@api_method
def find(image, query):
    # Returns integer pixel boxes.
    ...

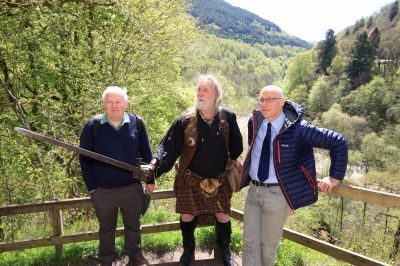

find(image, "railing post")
[50,209,64,256]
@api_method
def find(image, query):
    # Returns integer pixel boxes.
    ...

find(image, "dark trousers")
[90,183,144,262]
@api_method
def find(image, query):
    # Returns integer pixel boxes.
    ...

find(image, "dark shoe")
[179,249,195,266]
[129,252,149,266]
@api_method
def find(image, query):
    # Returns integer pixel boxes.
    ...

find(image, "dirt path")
[67,248,242,266]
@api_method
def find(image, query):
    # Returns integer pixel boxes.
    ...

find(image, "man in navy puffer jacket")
[240,85,348,266]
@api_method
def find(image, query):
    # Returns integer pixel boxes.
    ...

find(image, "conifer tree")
[346,32,374,89]
[317,29,336,75]
[366,17,373,29]
[389,0,398,22]
[368,27,381,60]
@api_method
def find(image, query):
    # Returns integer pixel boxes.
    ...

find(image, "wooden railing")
[0,184,399,265]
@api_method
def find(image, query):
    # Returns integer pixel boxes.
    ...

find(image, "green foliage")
[285,50,317,94]
[341,77,395,130]
[318,104,369,149]
[360,132,399,171]
[142,231,182,256]
[0,0,198,204]
[275,240,304,266]
[307,76,336,116]
[287,85,308,109]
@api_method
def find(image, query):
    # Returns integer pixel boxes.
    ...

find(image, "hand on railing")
[318,176,340,194]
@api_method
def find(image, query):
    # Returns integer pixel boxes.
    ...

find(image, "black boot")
[216,220,233,266]
[179,218,196,266]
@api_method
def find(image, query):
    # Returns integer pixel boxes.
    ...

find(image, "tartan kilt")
[174,171,232,225]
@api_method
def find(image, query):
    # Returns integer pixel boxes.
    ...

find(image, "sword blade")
[15,127,139,175]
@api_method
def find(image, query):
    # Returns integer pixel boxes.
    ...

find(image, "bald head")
[259,85,284,98]
[258,85,285,121]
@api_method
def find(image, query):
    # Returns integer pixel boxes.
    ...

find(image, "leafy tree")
[286,84,308,109]
[0,0,197,203]
[318,104,369,149]
[341,77,393,131]
[360,133,399,171]
[316,29,336,75]
[285,51,317,94]
[307,77,335,116]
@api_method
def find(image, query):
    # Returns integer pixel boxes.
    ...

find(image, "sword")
[14,127,148,181]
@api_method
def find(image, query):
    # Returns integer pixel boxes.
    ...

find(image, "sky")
[224,0,395,42]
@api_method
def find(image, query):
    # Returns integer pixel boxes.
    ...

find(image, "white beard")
[196,99,215,111]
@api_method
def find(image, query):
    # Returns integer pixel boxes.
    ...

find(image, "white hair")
[101,86,128,102]
[260,85,284,97]
[198,74,222,107]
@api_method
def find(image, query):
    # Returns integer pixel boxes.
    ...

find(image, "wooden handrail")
[1,183,399,216]
[0,185,397,266]
[0,190,176,216]
[328,183,400,208]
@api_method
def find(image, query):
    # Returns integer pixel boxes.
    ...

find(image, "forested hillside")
[281,1,400,263]
[0,0,399,265]
[189,0,312,49]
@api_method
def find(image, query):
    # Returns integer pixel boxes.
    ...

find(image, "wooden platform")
[145,249,242,266]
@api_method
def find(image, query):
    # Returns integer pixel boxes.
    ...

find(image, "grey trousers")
[242,183,292,266]
[90,183,144,262]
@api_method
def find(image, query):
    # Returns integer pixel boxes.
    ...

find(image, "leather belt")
[251,180,280,187]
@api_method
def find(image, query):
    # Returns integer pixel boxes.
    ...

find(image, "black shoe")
[179,249,195,266]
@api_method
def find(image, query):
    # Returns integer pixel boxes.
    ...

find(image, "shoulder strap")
[219,108,231,160]
[134,114,144,136]
[91,114,103,139]
[178,110,198,171]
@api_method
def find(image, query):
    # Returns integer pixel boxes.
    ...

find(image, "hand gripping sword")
[14,127,149,182]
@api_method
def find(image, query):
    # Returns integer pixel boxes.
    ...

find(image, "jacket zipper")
[277,140,281,164]
[273,125,295,212]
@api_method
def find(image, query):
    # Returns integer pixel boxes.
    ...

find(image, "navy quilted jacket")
[239,101,348,210]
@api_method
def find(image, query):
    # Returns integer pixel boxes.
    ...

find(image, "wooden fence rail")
[1,183,399,266]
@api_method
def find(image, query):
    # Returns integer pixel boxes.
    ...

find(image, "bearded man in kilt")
[144,75,243,266]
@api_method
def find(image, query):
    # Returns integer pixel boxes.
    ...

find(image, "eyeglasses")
[258,97,281,104]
